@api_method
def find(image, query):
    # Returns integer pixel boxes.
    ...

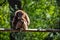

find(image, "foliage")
[0,0,60,40]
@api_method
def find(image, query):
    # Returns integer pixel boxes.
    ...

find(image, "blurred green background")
[0,0,60,40]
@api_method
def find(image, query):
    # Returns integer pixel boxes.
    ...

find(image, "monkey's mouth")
[18,17,24,20]
[18,17,21,19]
[18,17,23,20]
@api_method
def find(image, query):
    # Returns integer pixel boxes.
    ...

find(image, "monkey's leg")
[23,21,28,30]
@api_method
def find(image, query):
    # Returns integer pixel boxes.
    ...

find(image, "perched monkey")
[12,10,30,30]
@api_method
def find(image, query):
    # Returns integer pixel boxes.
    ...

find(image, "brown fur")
[12,10,30,30]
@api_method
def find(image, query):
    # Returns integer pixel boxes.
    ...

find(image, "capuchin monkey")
[12,10,30,31]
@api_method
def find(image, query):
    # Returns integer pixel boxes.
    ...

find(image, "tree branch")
[0,28,60,32]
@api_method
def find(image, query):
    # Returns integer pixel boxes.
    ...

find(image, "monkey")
[12,10,30,31]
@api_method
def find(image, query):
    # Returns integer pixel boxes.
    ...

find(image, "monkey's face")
[17,12,23,17]
[16,12,23,20]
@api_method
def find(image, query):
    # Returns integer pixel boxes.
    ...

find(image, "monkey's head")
[15,10,24,20]
[15,11,23,17]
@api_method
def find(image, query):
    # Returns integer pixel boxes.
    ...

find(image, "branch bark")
[0,28,60,32]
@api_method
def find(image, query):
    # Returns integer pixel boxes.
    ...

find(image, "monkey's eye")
[17,12,23,17]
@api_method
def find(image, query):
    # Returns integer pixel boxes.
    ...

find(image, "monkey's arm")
[25,13,30,25]
[12,16,18,29]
